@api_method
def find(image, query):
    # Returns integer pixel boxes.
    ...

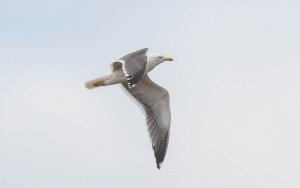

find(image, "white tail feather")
[85,76,108,89]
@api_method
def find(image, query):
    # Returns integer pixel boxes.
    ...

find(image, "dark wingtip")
[157,163,161,169]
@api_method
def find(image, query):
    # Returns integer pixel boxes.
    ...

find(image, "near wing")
[121,74,171,169]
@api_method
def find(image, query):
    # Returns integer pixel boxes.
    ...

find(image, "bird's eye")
[158,56,163,59]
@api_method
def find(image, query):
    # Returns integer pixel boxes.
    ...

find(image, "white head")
[146,53,173,72]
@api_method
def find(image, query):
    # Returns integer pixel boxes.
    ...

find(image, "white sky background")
[0,0,300,187]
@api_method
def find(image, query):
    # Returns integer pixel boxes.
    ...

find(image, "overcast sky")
[1,0,300,187]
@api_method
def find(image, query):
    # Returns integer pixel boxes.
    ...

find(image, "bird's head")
[147,53,173,70]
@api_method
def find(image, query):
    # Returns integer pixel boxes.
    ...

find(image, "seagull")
[85,48,173,169]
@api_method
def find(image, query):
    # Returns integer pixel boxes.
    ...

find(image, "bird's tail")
[85,75,109,89]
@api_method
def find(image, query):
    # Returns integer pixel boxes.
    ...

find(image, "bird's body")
[85,63,160,87]
[85,48,173,169]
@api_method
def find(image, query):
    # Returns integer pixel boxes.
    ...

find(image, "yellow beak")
[163,57,173,61]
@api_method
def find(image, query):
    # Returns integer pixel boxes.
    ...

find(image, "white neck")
[145,55,164,73]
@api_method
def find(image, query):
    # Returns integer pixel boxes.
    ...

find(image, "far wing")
[111,48,148,88]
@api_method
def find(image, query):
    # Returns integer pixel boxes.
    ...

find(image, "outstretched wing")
[121,74,171,169]
[112,48,148,88]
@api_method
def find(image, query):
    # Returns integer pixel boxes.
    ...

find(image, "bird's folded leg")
[85,77,107,89]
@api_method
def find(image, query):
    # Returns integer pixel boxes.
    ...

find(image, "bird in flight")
[85,48,173,169]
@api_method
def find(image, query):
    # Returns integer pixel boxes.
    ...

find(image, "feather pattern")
[121,74,171,169]
[117,48,148,88]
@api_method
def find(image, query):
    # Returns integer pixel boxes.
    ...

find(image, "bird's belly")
[106,70,127,85]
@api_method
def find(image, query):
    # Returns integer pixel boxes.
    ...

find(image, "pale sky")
[1,0,300,187]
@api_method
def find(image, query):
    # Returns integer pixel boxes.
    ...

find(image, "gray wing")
[117,48,148,88]
[121,74,171,169]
